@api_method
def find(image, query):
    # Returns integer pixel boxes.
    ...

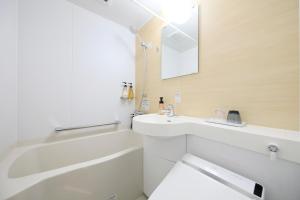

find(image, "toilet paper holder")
[267,144,279,161]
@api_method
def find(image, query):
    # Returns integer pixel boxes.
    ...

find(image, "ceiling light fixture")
[162,0,196,24]
[132,0,197,42]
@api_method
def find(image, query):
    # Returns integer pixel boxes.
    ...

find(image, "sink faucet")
[166,104,175,117]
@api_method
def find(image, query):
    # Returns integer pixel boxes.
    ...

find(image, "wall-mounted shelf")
[120,97,134,101]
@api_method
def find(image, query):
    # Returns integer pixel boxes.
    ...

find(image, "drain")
[100,0,113,6]
[106,193,118,200]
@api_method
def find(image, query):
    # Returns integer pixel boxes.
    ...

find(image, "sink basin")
[133,114,189,137]
[134,114,184,124]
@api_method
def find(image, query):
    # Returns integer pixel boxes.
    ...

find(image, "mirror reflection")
[161,7,198,79]
[132,0,199,79]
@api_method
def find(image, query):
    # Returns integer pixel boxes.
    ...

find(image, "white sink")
[133,114,190,137]
[132,114,300,164]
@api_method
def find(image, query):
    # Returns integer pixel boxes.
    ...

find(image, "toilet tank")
[181,154,265,199]
[149,154,265,200]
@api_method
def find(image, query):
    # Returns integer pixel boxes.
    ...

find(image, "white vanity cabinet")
[143,135,186,196]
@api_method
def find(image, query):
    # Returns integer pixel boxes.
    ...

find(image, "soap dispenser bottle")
[128,83,134,100]
[121,82,128,99]
[159,97,165,114]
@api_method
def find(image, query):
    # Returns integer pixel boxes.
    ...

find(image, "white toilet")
[149,154,265,200]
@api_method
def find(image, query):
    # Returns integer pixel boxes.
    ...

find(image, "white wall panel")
[17,0,135,141]
[0,0,18,155]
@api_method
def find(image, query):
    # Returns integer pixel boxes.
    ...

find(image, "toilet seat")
[149,154,264,200]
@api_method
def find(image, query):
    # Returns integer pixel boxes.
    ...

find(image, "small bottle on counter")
[159,97,165,115]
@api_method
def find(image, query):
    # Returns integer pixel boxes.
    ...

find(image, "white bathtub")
[0,130,143,200]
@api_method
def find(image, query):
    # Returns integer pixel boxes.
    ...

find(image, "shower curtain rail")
[55,121,121,132]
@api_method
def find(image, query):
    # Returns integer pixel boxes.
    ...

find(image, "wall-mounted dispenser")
[128,83,134,101]
[121,82,134,101]
[121,82,128,99]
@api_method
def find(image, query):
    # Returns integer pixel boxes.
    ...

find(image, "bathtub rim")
[0,129,142,200]
[8,129,143,178]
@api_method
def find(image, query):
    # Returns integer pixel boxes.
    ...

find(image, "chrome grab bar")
[55,121,121,132]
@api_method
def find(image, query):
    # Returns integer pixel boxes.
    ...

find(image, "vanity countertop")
[133,114,300,164]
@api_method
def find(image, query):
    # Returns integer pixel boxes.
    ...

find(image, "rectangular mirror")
[161,7,199,79]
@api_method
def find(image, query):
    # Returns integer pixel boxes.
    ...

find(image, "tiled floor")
[136,195,148,200]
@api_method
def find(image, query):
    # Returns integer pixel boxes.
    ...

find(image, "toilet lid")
[149,162,254,200]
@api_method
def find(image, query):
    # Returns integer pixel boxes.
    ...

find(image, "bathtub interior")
[8,148,143,200]
[9,130,142,178]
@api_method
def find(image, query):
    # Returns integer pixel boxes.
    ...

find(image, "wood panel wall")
[135,0,299,130]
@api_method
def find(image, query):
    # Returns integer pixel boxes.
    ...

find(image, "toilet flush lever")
[267,144,279,161]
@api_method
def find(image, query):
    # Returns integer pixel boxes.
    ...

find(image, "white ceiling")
[67,0,163,30]
[68,0,198,45]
